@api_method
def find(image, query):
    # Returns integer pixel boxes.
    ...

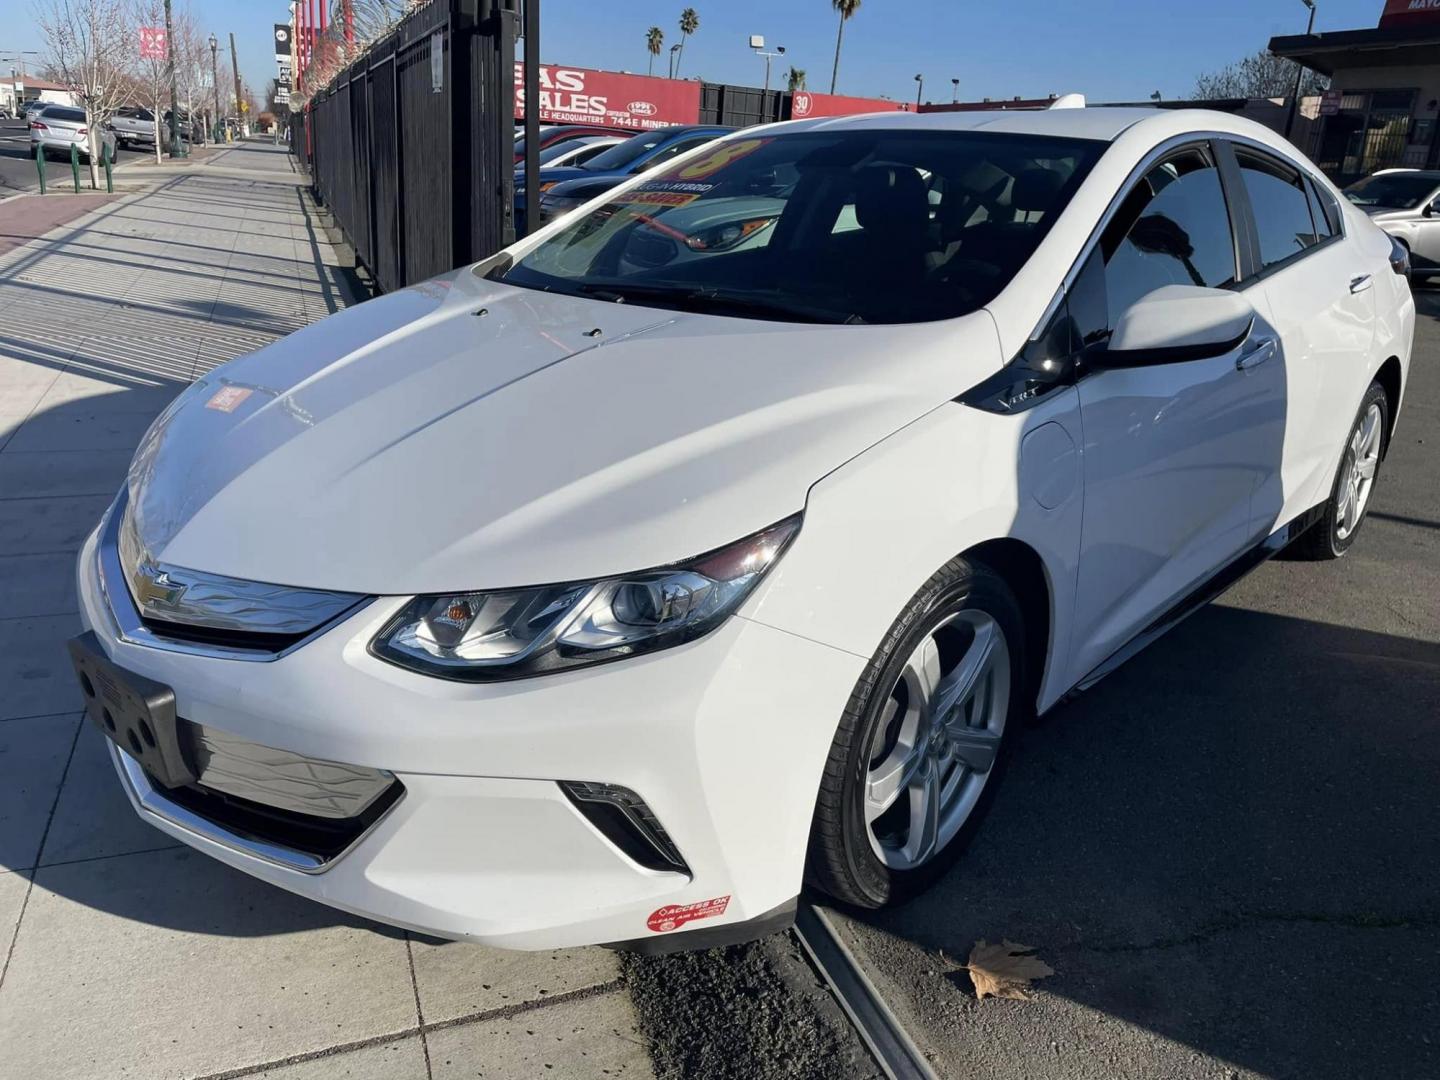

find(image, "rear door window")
[1236,149,1321,269]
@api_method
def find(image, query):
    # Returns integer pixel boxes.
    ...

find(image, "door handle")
[1350,274,1373,294]
[1235,337,1278,372]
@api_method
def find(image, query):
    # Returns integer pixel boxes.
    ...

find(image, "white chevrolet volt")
[71,107,1412,952]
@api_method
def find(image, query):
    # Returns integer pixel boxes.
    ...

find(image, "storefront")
[1272,1,1440,183]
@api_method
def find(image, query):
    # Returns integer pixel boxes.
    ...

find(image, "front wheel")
[807,559,1028,909]
[1292,380,1389,560]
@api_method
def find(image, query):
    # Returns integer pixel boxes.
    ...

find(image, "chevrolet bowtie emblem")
[135,566,188,607]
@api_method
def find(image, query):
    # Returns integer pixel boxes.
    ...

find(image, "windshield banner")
[513,65,702,130]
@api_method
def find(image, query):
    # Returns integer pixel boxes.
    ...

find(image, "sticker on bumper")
[646,895,730,933]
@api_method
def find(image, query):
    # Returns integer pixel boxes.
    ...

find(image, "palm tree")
[787,66,807,91]
[830,0,861,94]
[675,8,699,78]
[646,26,664,76]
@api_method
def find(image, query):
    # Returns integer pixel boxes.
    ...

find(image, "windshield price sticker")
[205,386,253,413]
[633,180,714,196]
[674,138,771,181]
[613,190,702,209]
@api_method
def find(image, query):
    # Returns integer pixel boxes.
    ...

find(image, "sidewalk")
[0,142,652,1080]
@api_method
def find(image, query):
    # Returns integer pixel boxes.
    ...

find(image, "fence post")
[449,0,479,268]
[70,143,81,192]
[35,142,46,195]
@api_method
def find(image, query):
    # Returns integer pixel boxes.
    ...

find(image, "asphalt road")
[833,285,1440,1078]
[631,284,1439,1079]
[0,117,171,194]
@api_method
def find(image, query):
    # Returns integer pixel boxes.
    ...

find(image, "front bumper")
[76,511,863,950]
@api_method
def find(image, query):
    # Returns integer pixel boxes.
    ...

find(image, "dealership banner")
[788,90,910,119]
[1380,0,1440,27]
[514,65,702,130]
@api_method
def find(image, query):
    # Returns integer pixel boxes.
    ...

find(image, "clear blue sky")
[4,0,1395,109]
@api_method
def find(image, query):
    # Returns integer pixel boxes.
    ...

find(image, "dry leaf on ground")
[963,939,1055,1001]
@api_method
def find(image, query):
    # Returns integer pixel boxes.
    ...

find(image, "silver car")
[1344,168,1440,280]
[30,104,118,161]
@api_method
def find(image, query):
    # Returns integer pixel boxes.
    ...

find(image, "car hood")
[1360,205,1416,222]
[126,269,1002,594]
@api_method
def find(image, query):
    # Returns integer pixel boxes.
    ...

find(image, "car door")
[1405,181,1440,265]
[1068,143,1287,682]
[1228,145,1376,529]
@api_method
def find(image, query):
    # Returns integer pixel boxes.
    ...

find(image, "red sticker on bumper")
[646,895,730,933]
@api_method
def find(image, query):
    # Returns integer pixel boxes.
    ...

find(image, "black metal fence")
[305,0,516,293]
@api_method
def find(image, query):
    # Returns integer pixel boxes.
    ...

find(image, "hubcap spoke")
[904,760,942,866]
[933,621,999,722]
[865,740,924,823]
[944,723,1002,774]
[1355,456,1377,481]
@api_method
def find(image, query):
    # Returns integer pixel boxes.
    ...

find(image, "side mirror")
[1097,285,1255,368]
[1426,199,1440,218]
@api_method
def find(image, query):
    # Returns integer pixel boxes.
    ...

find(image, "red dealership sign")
[789,90,910,119]
[514,65,702,130]
[1380,0,1440,27]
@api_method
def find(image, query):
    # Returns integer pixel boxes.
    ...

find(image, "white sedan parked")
[70,107,1412,951]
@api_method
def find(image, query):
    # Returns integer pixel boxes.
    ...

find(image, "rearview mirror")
[1097,285,1255,367]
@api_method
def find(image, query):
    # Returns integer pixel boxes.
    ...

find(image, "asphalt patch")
[620,933,882,1080]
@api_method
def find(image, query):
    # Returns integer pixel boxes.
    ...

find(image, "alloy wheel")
[1336,401,1383,541]
[863,610,1011,871]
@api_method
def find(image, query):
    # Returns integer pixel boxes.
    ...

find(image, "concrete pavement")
[0,141,653,1080]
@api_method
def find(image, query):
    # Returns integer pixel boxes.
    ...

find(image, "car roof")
[768,106,1215,143]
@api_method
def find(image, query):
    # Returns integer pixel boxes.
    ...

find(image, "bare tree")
[36,0,135,186]
[170,4,208,144]
[134,0,169,162]
[1193,50,1328,101]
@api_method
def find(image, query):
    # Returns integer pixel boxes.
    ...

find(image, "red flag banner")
[514,65,702,130]
[139,26,168,61]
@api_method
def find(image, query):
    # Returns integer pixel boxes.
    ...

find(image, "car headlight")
[370,515,801,681]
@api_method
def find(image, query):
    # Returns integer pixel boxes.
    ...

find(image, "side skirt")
[1069,502,1327,696]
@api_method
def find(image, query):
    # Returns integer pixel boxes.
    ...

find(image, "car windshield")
[1344,173,1440,209]
[490,130,1104,325]
[42,107,86,123]
[581,131,676,172]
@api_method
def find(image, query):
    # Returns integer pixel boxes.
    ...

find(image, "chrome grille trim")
[97,491,372,662]
[188,721,395,820]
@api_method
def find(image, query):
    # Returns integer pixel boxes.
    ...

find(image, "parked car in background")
[30,105,117,161]
[529,133,627,170]
[110,106,158,149]
[22,100,49,123]
[512,123,621,165]
[518,124,732,230]
[1344,168,1440,280]
[69,107,1411,953]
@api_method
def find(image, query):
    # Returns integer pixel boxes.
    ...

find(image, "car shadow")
[846,604,1440,1079]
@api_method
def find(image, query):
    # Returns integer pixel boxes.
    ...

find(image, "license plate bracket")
[67,631,194,788]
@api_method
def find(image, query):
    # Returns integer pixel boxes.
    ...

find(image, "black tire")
[1292,380,1389,561]
[807,557,1029,909]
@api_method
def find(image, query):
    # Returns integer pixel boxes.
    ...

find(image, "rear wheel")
[1293,380,1388,560]
[807,558,1028,909]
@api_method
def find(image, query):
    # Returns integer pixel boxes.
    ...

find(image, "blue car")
[515,124,732,232]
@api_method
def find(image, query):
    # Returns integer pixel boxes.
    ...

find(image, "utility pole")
[1284,0,1317,141]
[163,0,186,156]
[230,32,244,136]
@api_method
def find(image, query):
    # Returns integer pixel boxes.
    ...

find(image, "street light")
[209,34,220,142]
[914,73,924,108]
[749,35,785,95]
[668,43,682,79]
[951,77,959,105]
[1284,0,1317,140]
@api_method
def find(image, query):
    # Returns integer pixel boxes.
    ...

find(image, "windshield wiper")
[575,282,861,324]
